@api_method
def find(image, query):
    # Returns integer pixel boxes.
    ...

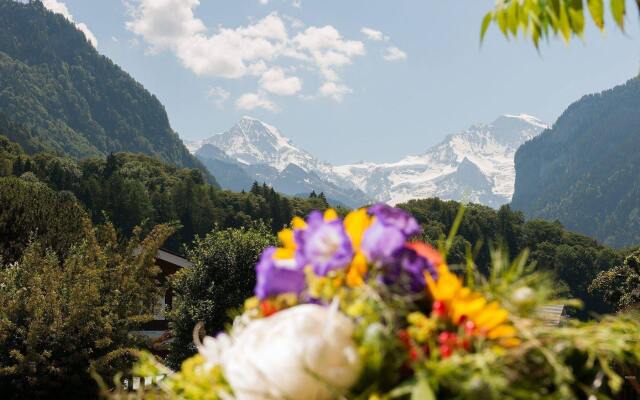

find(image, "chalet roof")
[156,248,192,269]
[537,304,566,326]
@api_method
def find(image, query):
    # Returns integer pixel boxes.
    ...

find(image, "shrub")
[168,224,275,367]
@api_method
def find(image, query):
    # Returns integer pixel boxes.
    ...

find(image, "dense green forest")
[512,78,640,248]
[0,0,205,173]
[0,133,334,256]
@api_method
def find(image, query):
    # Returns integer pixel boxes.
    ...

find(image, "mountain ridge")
[188,114,547,208]
[0,0,208,176]
[511,78,640,247]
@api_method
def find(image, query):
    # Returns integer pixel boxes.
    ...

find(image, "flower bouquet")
[120,205,640,400]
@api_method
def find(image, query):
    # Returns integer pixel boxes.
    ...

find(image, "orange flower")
[425,264,520,347]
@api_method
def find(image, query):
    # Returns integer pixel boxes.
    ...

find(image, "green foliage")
[423,313,640,399]
[168,225,276,367]
[0,220,175,399]
[397,198,624,315]
[512,78,640,248]
[0,141,324,252]
[482,0,639,47]
[0,176,88,263]
[0,0,208,176]
[589,248,640,311]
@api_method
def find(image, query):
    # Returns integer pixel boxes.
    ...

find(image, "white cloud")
[360,27,384,41]
[127,4,287,79]
[293,25,365,82]
[384,46,407,61]
[248,60,269,76]
[260,68,302,95]
[236,92,278,111]
[283,15,305,29]
[319,81,352,102]
[42,0,98,47]
[292,0,302,8]
[258,0,269,4]
[125,0,368,107]
[207,86,231,108]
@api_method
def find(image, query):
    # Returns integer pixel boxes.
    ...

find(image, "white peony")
[199,303,361,400]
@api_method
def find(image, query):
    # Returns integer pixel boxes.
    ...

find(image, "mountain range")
[186,114,548,208]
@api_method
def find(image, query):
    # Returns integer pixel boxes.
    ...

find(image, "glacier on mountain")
[185,114,548,208]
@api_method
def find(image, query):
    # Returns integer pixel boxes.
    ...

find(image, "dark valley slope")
[511,78,640,247]
[0,0,204,172]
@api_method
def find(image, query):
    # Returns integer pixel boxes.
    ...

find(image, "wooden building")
[131,248,192,351]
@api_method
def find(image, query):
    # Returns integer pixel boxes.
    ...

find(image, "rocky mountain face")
[187,115,547,208]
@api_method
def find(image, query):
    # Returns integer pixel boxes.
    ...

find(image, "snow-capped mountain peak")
[330,114,548,206]
[198,116,318,172]
[186,114,547,209]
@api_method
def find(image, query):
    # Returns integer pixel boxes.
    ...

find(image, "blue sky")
[42,0,640,164]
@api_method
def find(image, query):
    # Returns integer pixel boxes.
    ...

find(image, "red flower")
[432,300,447,317]
[405,242,444,267]
[260,300,278,317]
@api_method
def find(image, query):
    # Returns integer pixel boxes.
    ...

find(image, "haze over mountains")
[186,114,548,208]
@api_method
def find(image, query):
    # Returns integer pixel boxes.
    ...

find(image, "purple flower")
[295,211,354,276]
[383,245,438,292]
[361,221,406,264]
[255,247,306,300]
[368,204,422,237]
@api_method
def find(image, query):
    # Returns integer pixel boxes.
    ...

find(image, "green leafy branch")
[481,0,639,47]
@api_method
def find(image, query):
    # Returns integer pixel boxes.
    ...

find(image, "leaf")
[497,8,509,36]
[508,0,520,35]
[411,374,436,400]
[480,12,493,43]
[559,3,572,42]
[611,0,626,30]
[568,8,585,36]
[587,0,605,29]
[531,20,541,48]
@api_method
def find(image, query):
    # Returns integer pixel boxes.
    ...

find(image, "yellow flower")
[323,208,339,221]
[292,216,307,229]
[344,208,372,249]
[273,213,314,261]
[425,264,520,347]
[346,251,367,287]
[274,228,296,260]
[425,264,462,302]
[343,208,374,287]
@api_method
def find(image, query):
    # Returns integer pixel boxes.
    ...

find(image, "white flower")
[512,286,535,306]
[198,333,231,371]
[199,303,361,400]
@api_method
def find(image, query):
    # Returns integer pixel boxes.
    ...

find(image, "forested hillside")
[511,78,640,247]
[0,134,335,254]
[398,198,628,316]
[0,0,203,172]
